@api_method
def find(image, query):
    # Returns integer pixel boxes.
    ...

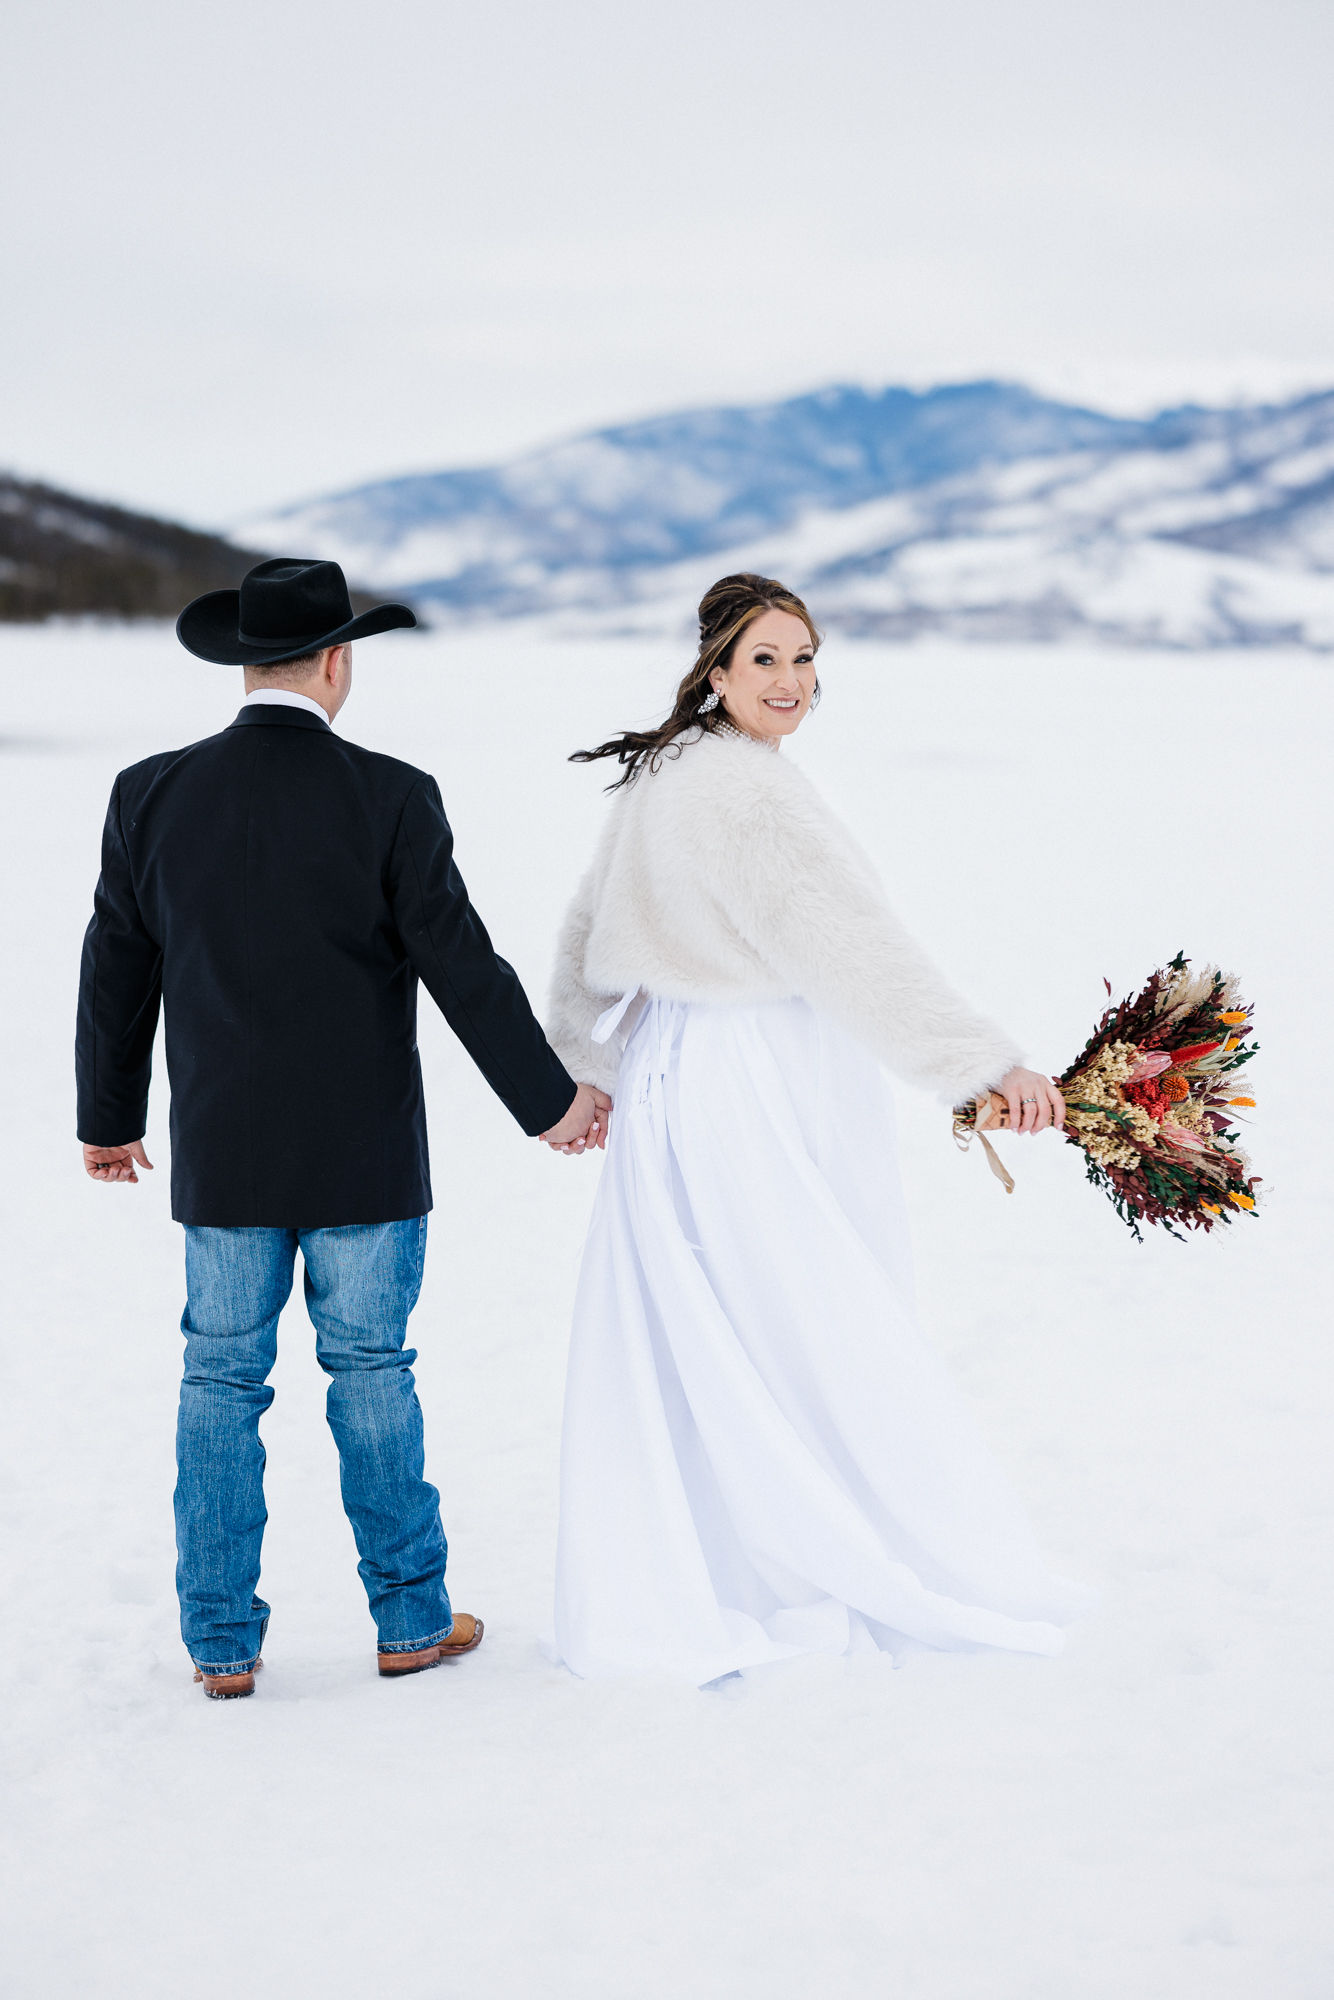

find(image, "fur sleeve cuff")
[547,1036,623,1097]
[930,1037,1026,1108]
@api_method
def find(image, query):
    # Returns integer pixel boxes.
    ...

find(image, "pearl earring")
[698,686,721,714]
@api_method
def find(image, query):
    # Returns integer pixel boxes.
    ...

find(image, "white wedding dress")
[553,989,1088,1685]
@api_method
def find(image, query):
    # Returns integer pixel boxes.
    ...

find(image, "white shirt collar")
[244,688,332,727]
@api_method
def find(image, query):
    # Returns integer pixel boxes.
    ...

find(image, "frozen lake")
[1,619,1330,1998]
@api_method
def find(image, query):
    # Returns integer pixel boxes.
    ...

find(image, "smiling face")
[711,608,817,742]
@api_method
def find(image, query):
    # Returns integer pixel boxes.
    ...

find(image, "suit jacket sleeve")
[388,776,577,1135]
[76,776,164,1144]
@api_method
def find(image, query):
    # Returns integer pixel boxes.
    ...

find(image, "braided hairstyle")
[571,573,821,790]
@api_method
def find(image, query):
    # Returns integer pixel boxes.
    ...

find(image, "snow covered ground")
[1,620,1330,1999]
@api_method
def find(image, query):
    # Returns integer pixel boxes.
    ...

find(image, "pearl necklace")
[713,718,781,753]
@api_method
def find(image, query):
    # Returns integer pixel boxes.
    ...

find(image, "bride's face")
[712,610,817,742]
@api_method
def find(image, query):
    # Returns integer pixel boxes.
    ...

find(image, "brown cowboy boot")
[377,1614,484,1677]
[194,1658,263,1700]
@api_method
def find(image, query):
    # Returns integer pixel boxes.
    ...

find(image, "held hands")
[85,1094,614,1180]
[82,1140,154,1184]
[981,1067,1067,1136]
[539,1083,612,1156]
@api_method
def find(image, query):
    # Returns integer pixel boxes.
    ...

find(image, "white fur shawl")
[547,727,1022,1102]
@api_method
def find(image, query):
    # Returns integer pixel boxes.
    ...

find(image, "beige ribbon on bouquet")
[952,1091,1015,1194]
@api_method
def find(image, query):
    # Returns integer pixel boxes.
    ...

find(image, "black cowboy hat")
[177,556,417,666]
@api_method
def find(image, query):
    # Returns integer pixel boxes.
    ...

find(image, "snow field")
[0,621,1330,1998]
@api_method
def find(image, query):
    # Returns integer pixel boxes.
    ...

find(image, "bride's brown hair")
[570,572,821,790]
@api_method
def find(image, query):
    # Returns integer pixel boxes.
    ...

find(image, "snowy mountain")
[239,382,1334,647]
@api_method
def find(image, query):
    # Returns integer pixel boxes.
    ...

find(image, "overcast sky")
[4,0,1333,526]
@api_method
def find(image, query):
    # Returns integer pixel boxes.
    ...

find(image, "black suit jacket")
[76,703,576,1227]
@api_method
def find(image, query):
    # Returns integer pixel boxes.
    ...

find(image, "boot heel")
[193,1659,261,1699]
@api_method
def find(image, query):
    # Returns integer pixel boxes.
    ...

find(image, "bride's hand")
[539,1085,613,1154]
[994,1067,1066,1136]
[578,1088,612,1152]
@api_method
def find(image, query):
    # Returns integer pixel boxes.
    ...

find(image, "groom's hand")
[82,1139,154,1184]
[539,1085,612,1155]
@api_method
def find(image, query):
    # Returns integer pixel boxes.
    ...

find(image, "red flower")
[1171,1040,1221,1066]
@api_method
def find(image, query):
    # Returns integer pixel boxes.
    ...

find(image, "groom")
[76,557,606,1698]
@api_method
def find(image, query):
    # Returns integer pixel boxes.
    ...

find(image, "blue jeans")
[175,1217,452,1672]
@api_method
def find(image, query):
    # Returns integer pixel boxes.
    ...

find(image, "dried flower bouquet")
[955,954,1260,1240]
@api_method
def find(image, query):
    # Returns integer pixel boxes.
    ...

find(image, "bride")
[544,572,1085,1684]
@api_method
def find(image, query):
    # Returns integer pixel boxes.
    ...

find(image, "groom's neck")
[242,643,349,723]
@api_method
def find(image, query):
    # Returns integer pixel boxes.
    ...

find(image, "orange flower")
[1220,1011,1248,1025]
[1201,1202,1221,1215]
[1228,1191,1255,1210]
[1224,1036,1241,1052]
[1162,1072,1190,1102]
[1228,1096,1256,1108]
